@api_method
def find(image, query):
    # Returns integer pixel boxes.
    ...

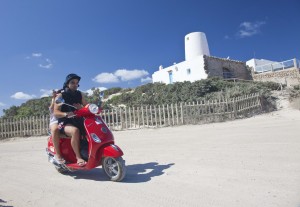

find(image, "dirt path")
[0,107,300,207]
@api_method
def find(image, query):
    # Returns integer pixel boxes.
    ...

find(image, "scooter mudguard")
[103,144,124,158]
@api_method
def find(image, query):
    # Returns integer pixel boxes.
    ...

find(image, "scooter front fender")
[103,144,124,158]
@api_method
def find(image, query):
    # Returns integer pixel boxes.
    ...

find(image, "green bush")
[2,78,282,118]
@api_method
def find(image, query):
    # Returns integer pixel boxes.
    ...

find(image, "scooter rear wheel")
[102,157,126,182]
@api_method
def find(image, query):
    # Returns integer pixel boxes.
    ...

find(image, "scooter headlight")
[88,104,99,114]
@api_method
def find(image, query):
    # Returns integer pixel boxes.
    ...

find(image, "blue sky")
[0,0,299,116]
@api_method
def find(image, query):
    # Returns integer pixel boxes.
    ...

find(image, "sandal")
[77,159,86,167]
[53,156,66,165]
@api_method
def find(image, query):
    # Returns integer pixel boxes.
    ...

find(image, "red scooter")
[46,98,126,182]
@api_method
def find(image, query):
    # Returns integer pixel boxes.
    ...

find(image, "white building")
[246,58,299,73]
[246,58,277,73]
[152,32,210,84]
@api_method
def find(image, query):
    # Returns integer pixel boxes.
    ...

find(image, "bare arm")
[49,98,55,111]
[49,90,57,110]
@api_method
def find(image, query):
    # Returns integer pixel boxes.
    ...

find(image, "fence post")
[147,105,151,126]
[180,102,183,125]
[171,103,175,126]
[233,98,237,118]
[167,104,170,126]
[146,105,149,127]
[158,105,162,127]
[116,108,119,130]
[175,103,179,125]
[128,107,132,129]
[119,108,123,130]
[137,107,140,128]
[132,106,136,128]
[163,105,166,126]
[141,106,145,128]
[124,107,128,129]
[154,105,157,127]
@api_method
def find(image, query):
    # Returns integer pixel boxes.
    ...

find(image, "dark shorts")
[58,118,85,136]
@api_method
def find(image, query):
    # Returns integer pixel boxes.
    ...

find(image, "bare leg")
[64,125,85,165]
[50,123,63,161]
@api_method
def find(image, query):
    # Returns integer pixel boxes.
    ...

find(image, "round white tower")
[185,32,210,61]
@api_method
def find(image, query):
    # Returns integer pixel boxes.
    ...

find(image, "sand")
[0,104,299,207]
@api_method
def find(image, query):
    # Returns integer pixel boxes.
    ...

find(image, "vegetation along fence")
[0,93,261,138]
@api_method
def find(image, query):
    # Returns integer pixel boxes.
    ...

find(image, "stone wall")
[252,68,300,87]
[204,55,252,80]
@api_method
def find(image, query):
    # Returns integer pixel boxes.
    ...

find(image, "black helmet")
[63,73,81,89]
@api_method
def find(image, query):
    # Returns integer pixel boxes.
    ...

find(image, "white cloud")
[85,87,107,96]
[141,77,152,83]
[237,21,266,38]
[11,92,36,100]
[115,69,149,81]
[40,89,53,98]
[0,102,5,107]
[26,53,54,69]
[93,69,150,84]
[93,73,119,83]
[39,58,53,69]
[32,53,42,57]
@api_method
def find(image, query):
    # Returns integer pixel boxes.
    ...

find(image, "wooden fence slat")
[167,104,170,126]
[175,103,179,125]
[180,103,183,124]
[146,105,149,128]
[141,106,145,128]
[137,107,140,128]
[150,105,153,127]
[124,107,128,129]
[158,105,162,127]
[154,105,157,127]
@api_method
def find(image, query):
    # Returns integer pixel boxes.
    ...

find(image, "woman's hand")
[52,90,59,98]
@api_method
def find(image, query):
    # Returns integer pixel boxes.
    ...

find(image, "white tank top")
[49,108,58,126]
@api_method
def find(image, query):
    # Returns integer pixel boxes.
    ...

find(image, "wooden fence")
[0,93,261,138]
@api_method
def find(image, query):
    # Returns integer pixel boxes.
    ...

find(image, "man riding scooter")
[54,73,87,167]
[47,74,126,181]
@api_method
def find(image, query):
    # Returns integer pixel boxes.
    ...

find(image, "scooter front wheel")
[102,157,126,182]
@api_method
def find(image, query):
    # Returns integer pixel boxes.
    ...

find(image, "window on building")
[168,71,173,84]
[223,68,234,79]
[187,68,191,75]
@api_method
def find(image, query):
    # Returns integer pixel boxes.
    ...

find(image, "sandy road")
[0,108,300,207]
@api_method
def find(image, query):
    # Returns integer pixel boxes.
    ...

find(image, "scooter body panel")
[103,144,124,158]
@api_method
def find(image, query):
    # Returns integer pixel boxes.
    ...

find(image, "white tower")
[185,32,210,61]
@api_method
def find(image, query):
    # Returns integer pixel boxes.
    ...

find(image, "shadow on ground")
[0,198,13,207]
[68,162,174,183]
